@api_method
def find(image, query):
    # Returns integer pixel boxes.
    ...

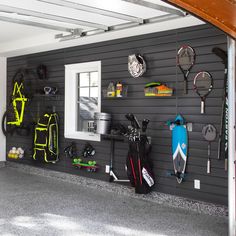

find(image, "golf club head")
[125,113,140,129]
[212,47,227,65]
[125,113,134,122]
[142,119,150,132]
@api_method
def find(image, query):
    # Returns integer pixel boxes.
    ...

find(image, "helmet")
[128,54,146,78]
[37,64,48,80]
[83,143,96,158]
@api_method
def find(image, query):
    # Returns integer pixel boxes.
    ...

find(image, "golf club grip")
[183,79,187,94]
[201,100,204,114]
[207,159,211,174]
[225,158,228,171]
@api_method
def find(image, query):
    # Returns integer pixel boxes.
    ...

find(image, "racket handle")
[217,137,221,160]
[183,79,187,94]
[207,159,211,174]
[225,158,228,171]
[201,100,204,114]
[208,143,211,157]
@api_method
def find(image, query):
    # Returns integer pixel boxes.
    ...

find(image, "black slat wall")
[6,24,228,205]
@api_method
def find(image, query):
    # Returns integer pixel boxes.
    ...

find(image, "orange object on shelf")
[157,85,173,96]
[144,83,173,97]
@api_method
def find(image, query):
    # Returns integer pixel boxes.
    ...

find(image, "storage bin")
[94,112,112,134]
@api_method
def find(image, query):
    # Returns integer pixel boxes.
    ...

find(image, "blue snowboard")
[169,115,188,183]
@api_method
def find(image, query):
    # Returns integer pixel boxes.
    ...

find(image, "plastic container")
[94,112,112,134]
[103,85,128,98]
[116,82,123,97]
[107,82,115,97]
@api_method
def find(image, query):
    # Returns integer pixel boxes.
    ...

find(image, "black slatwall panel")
[6,24,228,205]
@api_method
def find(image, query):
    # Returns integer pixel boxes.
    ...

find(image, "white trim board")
[0,57,6,162]
[64,61,101,142]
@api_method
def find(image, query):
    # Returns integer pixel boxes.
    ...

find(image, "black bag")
[33,113,59,163]
[126,135,154,194]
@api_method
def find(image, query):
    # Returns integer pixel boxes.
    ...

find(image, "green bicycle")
[2,69,30,136]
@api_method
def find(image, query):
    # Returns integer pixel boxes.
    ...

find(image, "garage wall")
[6,24,228,205]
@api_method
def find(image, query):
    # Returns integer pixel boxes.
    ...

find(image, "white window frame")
[64,61,101,141]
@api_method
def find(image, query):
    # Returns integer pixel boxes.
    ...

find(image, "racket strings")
[177,47,195,71]
[194,72,213,96]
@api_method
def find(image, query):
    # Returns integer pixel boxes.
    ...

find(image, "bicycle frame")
[7,81,28,126]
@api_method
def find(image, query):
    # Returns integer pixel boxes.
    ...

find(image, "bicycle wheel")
[1,110,15,136]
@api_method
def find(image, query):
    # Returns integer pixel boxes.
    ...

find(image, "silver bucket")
[94,112,112,134]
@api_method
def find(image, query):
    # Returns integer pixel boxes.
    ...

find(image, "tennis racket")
[177,45,195,94]
[193,71,213,114]
[202,124,217,174]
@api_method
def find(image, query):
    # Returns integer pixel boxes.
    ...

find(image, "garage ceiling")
[0,0,204,57]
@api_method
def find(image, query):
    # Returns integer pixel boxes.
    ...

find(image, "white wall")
[0,57,6,162]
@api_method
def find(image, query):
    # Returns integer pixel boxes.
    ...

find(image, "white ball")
[18,147,23,153]
[12,147,16,151]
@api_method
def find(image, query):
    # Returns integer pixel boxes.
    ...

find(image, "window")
[64,61,101,141]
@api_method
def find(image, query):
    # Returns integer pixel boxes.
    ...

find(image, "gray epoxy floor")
[0,168,227,236]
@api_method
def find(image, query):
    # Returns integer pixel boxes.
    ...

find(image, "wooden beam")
[163,0,236,39]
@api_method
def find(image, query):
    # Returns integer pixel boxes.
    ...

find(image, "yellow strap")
[33,148,47,161]
[34,128,48,147]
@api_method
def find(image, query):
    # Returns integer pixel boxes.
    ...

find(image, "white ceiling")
[0,0,204,57]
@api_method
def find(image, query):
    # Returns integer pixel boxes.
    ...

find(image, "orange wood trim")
[165,0,236,39]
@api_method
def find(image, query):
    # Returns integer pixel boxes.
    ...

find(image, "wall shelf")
[102,95,176,100]
[33,94,63,101]
[102,97,127,100]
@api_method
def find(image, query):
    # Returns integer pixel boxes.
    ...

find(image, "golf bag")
[124,113,154,194]
[126,135,154,194]
[33,113,59,163]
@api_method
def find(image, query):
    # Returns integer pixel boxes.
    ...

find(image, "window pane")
[90,87,98,98]
[79,87,89,97]
[77,98,98,132]
[90,72,98,86]
[79,73,89,87]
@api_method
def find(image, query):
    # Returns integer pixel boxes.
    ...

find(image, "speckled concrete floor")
[0,167,227,236]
